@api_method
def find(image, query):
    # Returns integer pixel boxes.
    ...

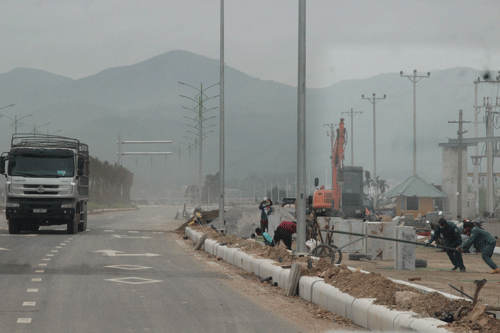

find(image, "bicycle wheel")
[312,244,342,264]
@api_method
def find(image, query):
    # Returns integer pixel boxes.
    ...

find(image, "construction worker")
[457,222,499,274]
[427,218,466,272]
[273,220,297,250]
[254,228,274,246]
[258,197,272,232]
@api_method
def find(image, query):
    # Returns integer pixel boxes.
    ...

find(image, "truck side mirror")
[77,157,85,170]
[0,157,5,175]
[314,178,319,187]
[77,169,84,177]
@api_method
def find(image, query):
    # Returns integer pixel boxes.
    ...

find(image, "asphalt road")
[0,206,302,333]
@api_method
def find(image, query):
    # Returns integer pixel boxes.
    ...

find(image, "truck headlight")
[61,203,76,208]
[6,203,20,208]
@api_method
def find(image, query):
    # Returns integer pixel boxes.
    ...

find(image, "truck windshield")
[9,154,74,177]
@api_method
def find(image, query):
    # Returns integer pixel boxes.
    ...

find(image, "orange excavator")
[312,118,365,218]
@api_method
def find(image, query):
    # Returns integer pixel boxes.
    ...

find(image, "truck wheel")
[67,215,78,234]
[8,219,20,234]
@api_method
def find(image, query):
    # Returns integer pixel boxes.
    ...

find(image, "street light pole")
[296,0,307,255]
[179,81,219,207]
[219,0,226,230]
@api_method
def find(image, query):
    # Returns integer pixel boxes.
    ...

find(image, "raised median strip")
[185,227,454,333]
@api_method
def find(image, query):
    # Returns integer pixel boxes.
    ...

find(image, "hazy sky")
[1,0,499,88]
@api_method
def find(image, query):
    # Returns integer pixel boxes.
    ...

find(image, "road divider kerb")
[185,227,454,333]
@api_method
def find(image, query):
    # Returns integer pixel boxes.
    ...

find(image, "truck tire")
[67,214,78,234]
[8,219,20,234]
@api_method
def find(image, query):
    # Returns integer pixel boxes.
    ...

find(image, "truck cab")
[0,134,89,234]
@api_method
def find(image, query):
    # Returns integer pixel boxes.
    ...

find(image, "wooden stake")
[285,262,302,296]
[193,233,207,251]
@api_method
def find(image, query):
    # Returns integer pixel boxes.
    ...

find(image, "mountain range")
[0,50,497,198]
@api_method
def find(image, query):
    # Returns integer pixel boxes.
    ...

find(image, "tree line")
[89,157,134,206]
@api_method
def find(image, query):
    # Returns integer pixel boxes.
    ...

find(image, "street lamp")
[0,104,15,112]
[31,122,51,137]
[179,81,219,207]
[0,113,33,134]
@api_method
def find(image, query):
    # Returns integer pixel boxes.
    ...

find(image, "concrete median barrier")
[184,227,454,333]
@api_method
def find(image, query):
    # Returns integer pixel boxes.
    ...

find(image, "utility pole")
[448,110,470,219]
[400,70,430,175]
[342,108,362,166]
[484,97,500,214]
[323,122,337,193]
[179,82,219,207]
[472,73,500,216]
[172,147,182,192]
[362,93,386,208]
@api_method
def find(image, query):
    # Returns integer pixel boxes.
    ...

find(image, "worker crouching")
[458,222,499,274]
[273,221,297,250]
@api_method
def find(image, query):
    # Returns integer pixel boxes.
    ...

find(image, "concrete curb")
[88,207,139,215]
[185,227,453,333]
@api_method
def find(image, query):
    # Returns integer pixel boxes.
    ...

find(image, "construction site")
[173,114,500,332]
[177,205,500,332]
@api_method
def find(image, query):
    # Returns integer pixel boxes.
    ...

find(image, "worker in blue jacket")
[427,218,466,272]
[458,222,499,274]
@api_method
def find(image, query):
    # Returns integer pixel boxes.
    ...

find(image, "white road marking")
[51,250,59,252]
[64,240,71,243]
[38,263,47,267]
[17,318,32,323]
[104,230,114,232]
[42,258,50,261]
[94,250,160,257]
[46,254,54,257]
[153,232,163,234]
[112,234,151,239]
[31,278,42,282]
[0,247,10,251]
[0,234,37,237]
[35,270,44,273]
[55,246,62,249]
[68,237,74,240]
[23,302,36,306]
[105,277,163,285]
[105,264,153,270]
[27,288,38,292]
[128,231,139,233]
[59,243,66,246]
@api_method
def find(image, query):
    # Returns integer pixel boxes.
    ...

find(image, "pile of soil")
[186,225,500,332]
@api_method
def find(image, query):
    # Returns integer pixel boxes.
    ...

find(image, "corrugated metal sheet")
[383,174,446,199]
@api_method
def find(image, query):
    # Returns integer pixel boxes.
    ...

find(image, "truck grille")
[23,184,61,195]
